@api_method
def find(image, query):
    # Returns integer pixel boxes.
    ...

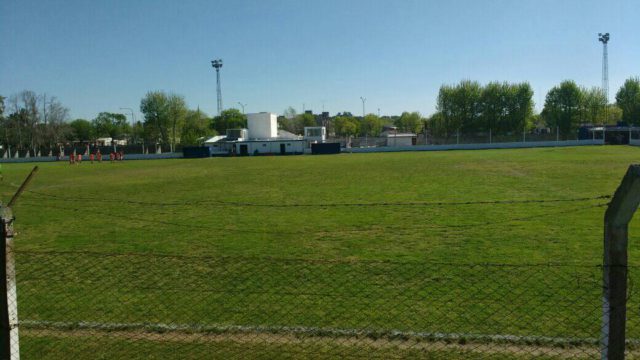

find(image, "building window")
[306,128,322,137]
[287,143,291,146]
[262,144,267,147]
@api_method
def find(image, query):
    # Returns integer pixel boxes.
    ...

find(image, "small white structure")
[381,130,416,147]
[96,137,113,146]
[304,127,326,142]
[247,113,278,139]
[226,129,248,140]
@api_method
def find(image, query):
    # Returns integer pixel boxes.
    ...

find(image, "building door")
[280,144,286,155]
[239,144,248,156]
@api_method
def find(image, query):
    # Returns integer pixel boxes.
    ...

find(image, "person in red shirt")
[109,152,114,163]
[90,153,95,163]
[76,153,82,164]
[69,153,75,165]
[97,150,102,162]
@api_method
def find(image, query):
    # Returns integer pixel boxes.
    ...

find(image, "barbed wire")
[24,189,611,208]
[15,248,623,268]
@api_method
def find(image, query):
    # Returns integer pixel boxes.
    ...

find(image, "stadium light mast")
[598,33,610,124]
[237,102,246,114]
[211,59,223,115]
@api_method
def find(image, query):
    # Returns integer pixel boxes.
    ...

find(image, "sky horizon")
[1,0,638,121]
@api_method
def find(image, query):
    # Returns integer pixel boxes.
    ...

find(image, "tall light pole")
[211,59,223,115]
[599,33,610,125]
[360,97,366,146]
[119,107,136,127]
[237,102,246,114]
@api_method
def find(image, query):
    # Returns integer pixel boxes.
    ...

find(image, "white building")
[205,112,306,156]
[247,113,278,139]
[381,130,416,147]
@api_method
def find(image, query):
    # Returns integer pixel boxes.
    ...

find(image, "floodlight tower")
[211,59,223,115]
[598,33,610,104]
[598,33,610,126]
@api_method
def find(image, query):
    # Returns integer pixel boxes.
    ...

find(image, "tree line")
[1,77,638,152]
[429,77,640,140]
[278,107,425,138]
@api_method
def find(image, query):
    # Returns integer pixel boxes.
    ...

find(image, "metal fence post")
[602,165,640,359]
[1,207,19,360]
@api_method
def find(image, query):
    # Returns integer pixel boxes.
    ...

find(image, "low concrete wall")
[0,153,183,163]
[629,139,640,146]
[343,139,604,153]
[0,156,58,163]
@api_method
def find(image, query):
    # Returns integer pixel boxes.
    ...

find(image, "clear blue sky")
[1,0,638,121]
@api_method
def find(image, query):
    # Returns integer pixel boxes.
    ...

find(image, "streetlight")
[119,107,136,127]
[120,108,139,154]
[237,102,246,114]
[360,97,366,147]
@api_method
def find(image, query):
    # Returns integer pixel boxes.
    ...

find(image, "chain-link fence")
[9,250,639,359]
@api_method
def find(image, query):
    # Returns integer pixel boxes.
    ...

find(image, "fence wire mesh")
[11,250,640,359]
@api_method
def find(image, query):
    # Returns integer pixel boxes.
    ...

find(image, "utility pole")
[360,97,366,147]
[42,94,47,126]
[599,33,610,124]
[237,102,246,114]
[211,59,223,115]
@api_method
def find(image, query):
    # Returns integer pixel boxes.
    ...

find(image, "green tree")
[334,115,359,137]
[211,108,247,133]
[582,87,607,125]
[166,94,187,151]
[394,112,423,134]
[283,106,297,120]
[140,91,170,145]
[435,80,482,136]
[615,77,640,125]
[181,109,216,146]
[361,114,383,136]
[69,119,94,141]
[300,113,316,127]
[542,80,583,139]
[506,82,534,133]
[92,112,130,139]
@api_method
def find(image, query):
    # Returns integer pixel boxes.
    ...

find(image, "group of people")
[67,150,125,164]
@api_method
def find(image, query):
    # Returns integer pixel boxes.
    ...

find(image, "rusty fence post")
[602,165,640,359]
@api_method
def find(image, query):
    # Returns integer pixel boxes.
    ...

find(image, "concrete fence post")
[1,208,19,360]
[602,165,640,359]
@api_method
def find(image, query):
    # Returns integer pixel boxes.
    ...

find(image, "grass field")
[4,146,640,358]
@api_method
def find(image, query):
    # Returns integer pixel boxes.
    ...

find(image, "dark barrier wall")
[311,143,341,155]
[183,147,211,158]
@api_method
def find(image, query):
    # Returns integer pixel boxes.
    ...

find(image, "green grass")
[4,146,640,358]
[4,146,640,263]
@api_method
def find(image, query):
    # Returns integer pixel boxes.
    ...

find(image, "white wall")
[345,139,604,153]
[247,113,278,139]
[236,141,304,155]
[386,137,414,147]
